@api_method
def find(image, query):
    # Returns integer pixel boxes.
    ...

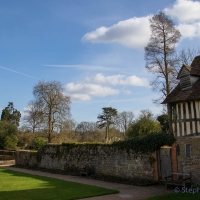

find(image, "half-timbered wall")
[171,101,200,137]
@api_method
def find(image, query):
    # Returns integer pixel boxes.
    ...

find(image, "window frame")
[185,144,191,158]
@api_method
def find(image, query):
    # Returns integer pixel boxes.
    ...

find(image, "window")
[185,144,191,158]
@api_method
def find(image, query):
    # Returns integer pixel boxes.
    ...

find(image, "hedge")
[61,132,175,153]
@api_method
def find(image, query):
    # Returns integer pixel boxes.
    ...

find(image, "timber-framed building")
[162,55,200,137]
[162,55,200,183]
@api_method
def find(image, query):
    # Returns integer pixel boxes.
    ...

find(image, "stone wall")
[176,136,200,183]
[0,150,15,165]
[15,144,155,181]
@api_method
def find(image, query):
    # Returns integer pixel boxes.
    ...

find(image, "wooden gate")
[159,148,172,179]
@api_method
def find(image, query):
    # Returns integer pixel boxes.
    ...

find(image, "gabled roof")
[162,55,200,104]
[177,64,191,79]
[190,55,200,76]
[162,78,200,104]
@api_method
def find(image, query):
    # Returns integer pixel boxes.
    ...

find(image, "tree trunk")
[48,109,52,143]
[106,125,109,143]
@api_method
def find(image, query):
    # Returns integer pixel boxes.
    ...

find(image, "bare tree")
[145,12,181,135]
[33,81,71,143]
[23,100,43,135]
[174,47,200,73]
[57,119,78,142]
[116,111,134,135]
[145,11,181,103]
[75,121,98,134]
[59,119,76,133]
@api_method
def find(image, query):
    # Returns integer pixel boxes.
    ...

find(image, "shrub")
[0,121,18,150]
[126,117,161,138]
[113,132,175,153]
[17,132,35,149]
[33,137,47,150]
[4,135,18,150]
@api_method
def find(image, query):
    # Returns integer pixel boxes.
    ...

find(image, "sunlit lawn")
[0,168,118,200]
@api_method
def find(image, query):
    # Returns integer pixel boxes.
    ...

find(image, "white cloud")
[64,83,119,100]
[23,106,31,111]
[164,0,200,23]
[20,106,31,119]
[86,73,124,85]
[123,90,132,95]
[82,0,200,49]
[69,93,91,101]
[20,111,26,118]
[82,16,151,49]
[177,22,200,38]
[86,73,150,87]
[64,73,150,101]
[164,0,200,39]
[119,75,150,87]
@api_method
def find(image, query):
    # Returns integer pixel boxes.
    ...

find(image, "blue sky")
[0,0,200,124]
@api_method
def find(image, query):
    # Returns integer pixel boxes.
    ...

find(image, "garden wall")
[0,150,16,165]
[176,136,200,183]
[15,144,156,181]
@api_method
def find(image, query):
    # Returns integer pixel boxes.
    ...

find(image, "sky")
[0,0,200,125]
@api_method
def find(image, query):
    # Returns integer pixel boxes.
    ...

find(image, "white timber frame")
[171,101,200,137]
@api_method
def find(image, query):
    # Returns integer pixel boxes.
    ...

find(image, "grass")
[146,188,200,200]
[0,168,118,200]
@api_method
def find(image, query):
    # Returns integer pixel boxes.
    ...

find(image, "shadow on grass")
[0,168,118,200]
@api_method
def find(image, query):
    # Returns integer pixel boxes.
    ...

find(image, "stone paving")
[0,165,173,200]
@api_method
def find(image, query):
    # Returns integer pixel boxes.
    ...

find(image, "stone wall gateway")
[15,144,155,181]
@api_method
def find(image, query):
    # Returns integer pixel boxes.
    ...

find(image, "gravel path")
[0,165,173,200]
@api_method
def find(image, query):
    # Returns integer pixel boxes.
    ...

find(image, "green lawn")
[0,168,118,200]
[146,188,200,200]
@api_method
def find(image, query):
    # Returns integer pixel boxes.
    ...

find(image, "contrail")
[0,66,38,80]
[43,64,120,71]
[106,86,127,107]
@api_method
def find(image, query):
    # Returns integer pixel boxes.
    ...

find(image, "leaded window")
[185,144,191,158]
